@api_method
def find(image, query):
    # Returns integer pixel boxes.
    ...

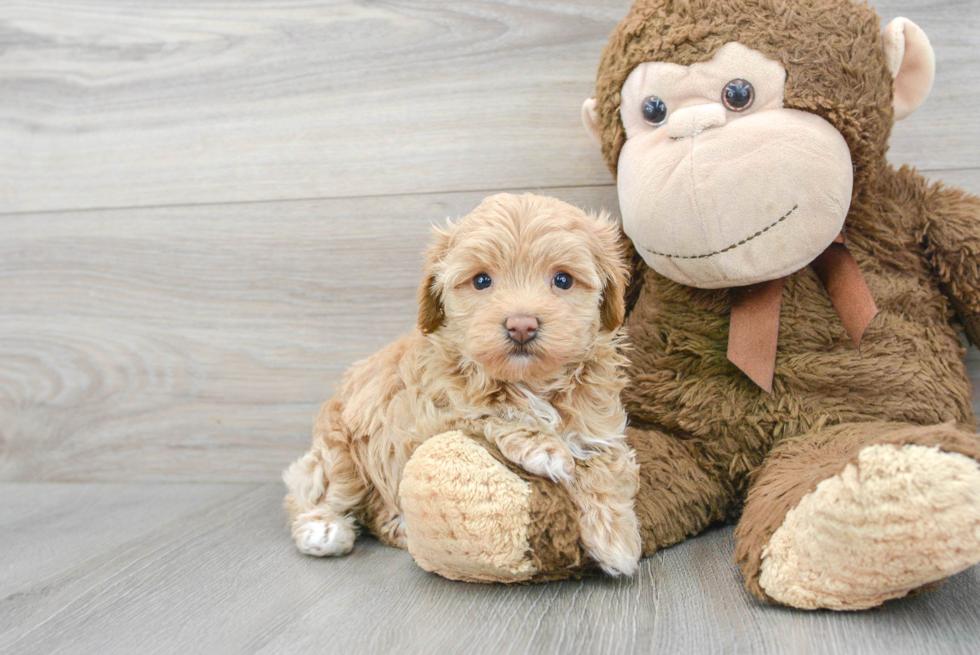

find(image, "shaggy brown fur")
[284,193,643,575]
[735,422,980,600]
[608,1,979,604]
[591,0,895,196]
[396,0,980,607]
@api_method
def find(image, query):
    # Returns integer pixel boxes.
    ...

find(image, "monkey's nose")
[505,315,539,344]
[666,103,727,139]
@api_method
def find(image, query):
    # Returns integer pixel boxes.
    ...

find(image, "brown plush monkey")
[394,0,980,610]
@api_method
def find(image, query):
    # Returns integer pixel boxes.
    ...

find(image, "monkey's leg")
[628,425,732,556]
[735,421,980,610]
[398,426,731,582]
[399,430,576,582]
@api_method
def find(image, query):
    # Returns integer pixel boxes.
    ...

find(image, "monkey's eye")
[722,79,755,111]
[641,95,668,126]
[472,273,492,290]
[552,272,573,290]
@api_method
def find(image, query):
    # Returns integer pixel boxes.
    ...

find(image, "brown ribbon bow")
[726,235,878,393]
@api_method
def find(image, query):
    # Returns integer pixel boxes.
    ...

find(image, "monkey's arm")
[919,181,980,347]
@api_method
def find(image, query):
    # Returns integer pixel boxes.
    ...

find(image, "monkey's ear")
[581,98,602,147]
[882,18,935,121]
[417,224,452,334]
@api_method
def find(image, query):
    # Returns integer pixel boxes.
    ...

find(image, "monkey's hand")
[919,180,980,348]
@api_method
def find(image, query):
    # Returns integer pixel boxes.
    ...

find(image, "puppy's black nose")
[505,315,538,344]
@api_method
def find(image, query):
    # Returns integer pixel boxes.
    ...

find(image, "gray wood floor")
[1,0,978,482]
[2,483,979,655]
[2,1,980,653]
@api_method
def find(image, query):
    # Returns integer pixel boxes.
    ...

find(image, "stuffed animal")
[393,0,980,610]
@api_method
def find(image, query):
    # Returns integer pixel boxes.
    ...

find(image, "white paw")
[596,552,640,578]
[521,444,575,483]
[585,524,642,577]
[294,519,355,557]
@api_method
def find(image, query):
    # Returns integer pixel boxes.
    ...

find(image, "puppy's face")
[419,194,628,383]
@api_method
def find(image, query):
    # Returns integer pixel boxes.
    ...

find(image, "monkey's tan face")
[615,42,853,289]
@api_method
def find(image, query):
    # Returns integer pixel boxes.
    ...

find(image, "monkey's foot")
[399,431,586,583]
[759,444,980,610]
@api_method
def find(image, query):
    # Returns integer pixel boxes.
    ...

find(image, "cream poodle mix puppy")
[284,193,642,576]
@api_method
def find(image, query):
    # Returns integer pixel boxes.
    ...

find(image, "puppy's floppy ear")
[620,228,648,320]
[418,222,453,334]
[593,212,630,332]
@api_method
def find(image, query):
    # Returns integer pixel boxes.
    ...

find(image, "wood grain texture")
[2,2,979,652]
[1,483,978,655]
[0,482,250,598]
[0,0,630,213]
[1,1,979,483]
[0,186,619,482]
[650,524,980,655]
[2,177,976,483]
[0,173,980,482]
[0,0,977,214]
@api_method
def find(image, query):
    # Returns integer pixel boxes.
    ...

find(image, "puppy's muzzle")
[505,315,538,345]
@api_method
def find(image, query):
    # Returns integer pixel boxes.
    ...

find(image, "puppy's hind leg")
[283,399,366,557]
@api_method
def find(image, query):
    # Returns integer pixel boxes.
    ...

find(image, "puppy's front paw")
[581,511,642,577]
[294,519,355,557]
[592,539,641,577]
[483,420,575,483]
[520,443,575,483]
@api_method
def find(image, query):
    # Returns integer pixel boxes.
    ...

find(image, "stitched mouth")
[640,205,798,260]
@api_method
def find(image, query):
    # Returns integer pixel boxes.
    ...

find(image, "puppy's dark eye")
[552,272,573,290]
[722,79,754,111]
[473,273,492,290]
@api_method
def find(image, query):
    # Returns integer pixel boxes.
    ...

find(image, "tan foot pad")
[400,430,537,582]
[760,444,980,610]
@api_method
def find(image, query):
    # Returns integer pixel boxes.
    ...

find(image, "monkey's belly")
[623,273,977,480]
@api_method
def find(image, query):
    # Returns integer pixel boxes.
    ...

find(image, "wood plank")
[931,168,980,192]
[651,525,980,655]
[2,178,979,483]
[885,0,980,171]
[0,0,977,214]
[0,186,619,482]
[1,483,977,655]
[0,0,630,213]
[0,482,253,598]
